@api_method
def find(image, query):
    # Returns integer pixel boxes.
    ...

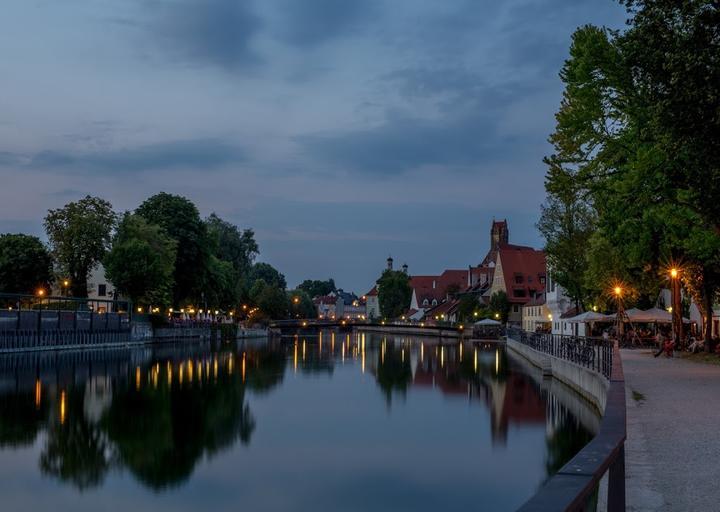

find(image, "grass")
[632,390,646,402]
[678,351,720,366]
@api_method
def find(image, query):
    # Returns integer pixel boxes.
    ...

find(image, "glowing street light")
[670,268,678,279]
[36,288,45,297]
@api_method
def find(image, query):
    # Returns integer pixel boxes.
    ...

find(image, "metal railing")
[507,327,613,379]
[507,328,626,511]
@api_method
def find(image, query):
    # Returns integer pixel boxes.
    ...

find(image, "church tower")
[490,219,509,251]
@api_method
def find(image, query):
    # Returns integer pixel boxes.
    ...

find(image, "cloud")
[26,139,245,173]
[139,0,262,70]
[298,76,537,175]
[273,0,379,47]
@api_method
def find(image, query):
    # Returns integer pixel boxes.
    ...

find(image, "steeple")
[490,218,509,251]
[387,255,394,270]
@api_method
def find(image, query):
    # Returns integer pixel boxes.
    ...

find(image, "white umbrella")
[474,318,502,326]
[565,311,609,323]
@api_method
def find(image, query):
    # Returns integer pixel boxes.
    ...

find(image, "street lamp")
[669,267,683,346]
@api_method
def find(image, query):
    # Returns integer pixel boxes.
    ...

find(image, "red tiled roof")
[411,269,468,306]
[497,244,546,305]
[313,295,337,305]
[365,286,378,297]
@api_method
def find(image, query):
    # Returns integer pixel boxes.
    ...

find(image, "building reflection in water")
[0,330,595,494]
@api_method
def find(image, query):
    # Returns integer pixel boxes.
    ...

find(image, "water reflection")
[0,332,597,510]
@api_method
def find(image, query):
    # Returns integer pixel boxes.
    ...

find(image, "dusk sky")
[0,0,626,293]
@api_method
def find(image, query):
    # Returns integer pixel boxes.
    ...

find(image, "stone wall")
[506,336,609,413]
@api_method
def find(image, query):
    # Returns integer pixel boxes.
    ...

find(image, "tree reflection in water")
[0,344,285,492]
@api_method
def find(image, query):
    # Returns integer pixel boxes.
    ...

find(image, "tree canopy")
[543,1,720,343]
[136,193,210,306]
[297,279,336,298]
[376,269,412,319]
[103,214,177,307]
[44,196,116,297]
[0,234,54,295]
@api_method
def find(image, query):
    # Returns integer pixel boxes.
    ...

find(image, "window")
[513,289,526,298]
[514,274,523,284]
[431,299,438,306]
[540,276,546,285]
[513,305,519,313]
[422,299,429,307]
[98,284,107,297]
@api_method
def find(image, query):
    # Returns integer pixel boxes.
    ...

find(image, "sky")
[0,0,626,293]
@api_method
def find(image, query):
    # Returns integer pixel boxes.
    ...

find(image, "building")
[522,295,551,332]
[488,244,546,325]
[365,286,380,320]
[408,270,469,320]
[314,294,337,319]
[545,271,572,334]
[87,264,115,301]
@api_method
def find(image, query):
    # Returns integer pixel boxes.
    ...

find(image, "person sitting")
[687,336,703,353]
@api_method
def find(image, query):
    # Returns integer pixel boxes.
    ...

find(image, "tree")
[103,214,177,307]
[297,279,336,298]
[205,213,258,277]
[489,291,510,324]
[537,189,596,312]
[376,269,412,320]
[545,4,720,347]
[136,193,210,305]
[288,289,316,318]
[248,263,286,290]
[456,294,483,323]
[44,196,116,297]
[0,234,54,295]
[249,280,289,320]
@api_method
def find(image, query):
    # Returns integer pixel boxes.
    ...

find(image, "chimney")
[432,280,436,289]
[387,256,394,270]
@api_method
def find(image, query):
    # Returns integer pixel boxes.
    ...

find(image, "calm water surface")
[0,331,596,511]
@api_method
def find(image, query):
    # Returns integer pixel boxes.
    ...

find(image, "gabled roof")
[497,244,546,304]
[365,286,378,297]
[410,270,468,306]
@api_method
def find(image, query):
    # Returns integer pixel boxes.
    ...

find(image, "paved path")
[621,349,720,511]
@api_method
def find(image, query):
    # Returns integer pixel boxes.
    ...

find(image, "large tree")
[545,2,720,346]
[0,234,54,295]
[376,269,412,320]
[136,193,210,306]
[537,186,596,312]
[248,263,286,290]
[103,214,177,308]
[288,289,316,318]
[205,213,258,277]
[44,196,116,297]
[297,279,336,298]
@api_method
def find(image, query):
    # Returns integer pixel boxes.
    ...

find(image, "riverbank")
[622,349,720,511]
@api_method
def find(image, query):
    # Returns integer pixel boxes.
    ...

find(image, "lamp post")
[614,286,624,340]
[670,268,683,348]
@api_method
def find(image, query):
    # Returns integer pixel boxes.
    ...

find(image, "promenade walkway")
[622,349,720,511]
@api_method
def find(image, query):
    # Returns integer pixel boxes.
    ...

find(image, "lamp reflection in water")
[242,353,246,383]
[135,366,141,390]
[34,379,42,409]
[59,390,66,425]
[495,349,499,375]
[294,341,298,372]
[474,348,478,373]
